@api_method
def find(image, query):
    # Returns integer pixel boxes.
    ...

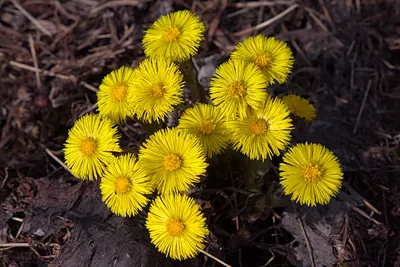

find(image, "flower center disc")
[249,118,268,135]
[303,164,321,182]
[164,26,181,42]
[110,85,128,102]
[151,84,166,98]
[80,137,97,156]
[166,218,185,237]
[163,154,183,171]
[114,176,130,194]
[227,81,247,99]
[199,119,216,136]
[254,54,272,69]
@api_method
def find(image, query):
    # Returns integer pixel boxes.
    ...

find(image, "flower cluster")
[63,9,343,263]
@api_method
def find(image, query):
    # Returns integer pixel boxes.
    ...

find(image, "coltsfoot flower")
[146,194,209,260]
[138,128,208,194]
[231,35,294,84]
[64,114,121,180]
[226,97,293,160]
[100,154,152,217]
[97,66,135,123]
[209,60,268,119]
[129,59,184,123]
[282,94,316,122]
[143,10,205,62]
[177,103,229,158]
[279,143,343,206]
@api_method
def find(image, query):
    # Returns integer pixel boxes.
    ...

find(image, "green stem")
[179,59,207,103]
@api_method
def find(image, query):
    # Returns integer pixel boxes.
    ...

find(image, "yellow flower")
[100,154,152,217]
[129,59,184,123]
[143,10,205,62]
[209,60,268,119]
[279,143,343,206]
[138,128,208,194]
[282,94,316,122]
[146,194,209,260]
[177,103,229,158]
[64,114,122,180]
[97,66,135,123]
[226,97,293,160]
[231,35,294,84]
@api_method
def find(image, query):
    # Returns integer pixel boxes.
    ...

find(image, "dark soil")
[1,0,399,267]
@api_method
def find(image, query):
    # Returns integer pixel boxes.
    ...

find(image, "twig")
[233,1,295,8]
[78,103,98,118]
[11,0,52,36]
[0,243,30,248]
[1,167,9,188]
[28,34,41,90]
[353,80,372,134]
[200,249,232,267]
[304,7,329,32]
[362,198,381,215]
[317,0,335,30]
[233,4,299,36]
[349,203,382,225]
[9,60,73,80]
[90,0,146,15]
[297,218,316,267]
[42,146,74,176]
[80,81,98,93]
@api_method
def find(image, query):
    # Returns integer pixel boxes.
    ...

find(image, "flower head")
[231,35,294,84]
[146,194,209,260]
[282,94,316,122]
[209,60,268,119]
[279,143,343,206]
[177,103,229,158]
[97,66,135,123]
[64,114,122,180]
[129,59,184,123]
[226,97,293,160]
[138,128,208,194]
[143,10,205,62]
[100,154,152,217]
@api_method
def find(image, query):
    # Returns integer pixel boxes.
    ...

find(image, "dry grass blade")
[298,218,316,267]
[233,4,299,36]
[232,1,295,8]
[90,0,148,15]
[200,249,232,267]
[10,0,52,36]
[9,61,73,80]
[28,34,41,90]
[353,80,372,135]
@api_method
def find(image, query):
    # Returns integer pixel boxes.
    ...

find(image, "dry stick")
[349,203,382,225]
[11,0,52,36]
[28,34,41,90]
[297,218,316,267]
[362,198,382,215]
[90,0,145,15]
[0,167,9,188]
[80,81,99,93]
[304,7,329,32]
[200,249,232,267]
[353,80,372,135]
[233,4,299,36]
[43,147,74,176]
[317,0,335,30]
[9,61,98,93]
[233,1,295,8]
[9,60,72,80]
[0,243,30,248]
